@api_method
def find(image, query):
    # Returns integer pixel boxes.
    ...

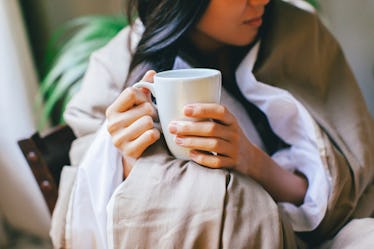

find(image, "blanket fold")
[107,138,289,249]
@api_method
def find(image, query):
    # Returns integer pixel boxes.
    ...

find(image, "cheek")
[198,19,228,38]
[197,0,239,36]
[198,13,236,39]
[198,20,258,46]
[196,1,259,46]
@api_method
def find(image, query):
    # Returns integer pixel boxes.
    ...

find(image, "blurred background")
[19,0,124,77]
[0,0,373,248]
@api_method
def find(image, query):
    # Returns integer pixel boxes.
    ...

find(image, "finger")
[184,103,235,125]
[174,136,234,156]
[106,87,149,116]
[122,128,160,158]
[139,70,157,97]
[107,102,157,134]
[189,150,234,169]
[141,70,156,82]
[111,115,155,148]
[168,120,233,141]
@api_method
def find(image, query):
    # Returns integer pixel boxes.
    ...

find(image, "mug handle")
[133,81,163,131]
[133,81,157,108]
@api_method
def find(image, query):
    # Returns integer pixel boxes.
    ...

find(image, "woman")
[54,0,374,248]
[107,0,309,205]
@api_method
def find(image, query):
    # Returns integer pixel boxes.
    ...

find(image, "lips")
[242,16,263,27]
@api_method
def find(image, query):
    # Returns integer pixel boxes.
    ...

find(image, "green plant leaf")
[41,39,109,95]
[305,0,319,8]
[39,14,128,129]
[44,15,127,72]
[43,62,88,117]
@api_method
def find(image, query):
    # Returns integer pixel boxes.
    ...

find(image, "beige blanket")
[106,127,372,249]
[253,1,374,244]
[107,138,293,249]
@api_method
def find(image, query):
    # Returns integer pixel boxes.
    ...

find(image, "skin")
[106,0,308,206]
[106,70,160,178]
[191,0,269,51]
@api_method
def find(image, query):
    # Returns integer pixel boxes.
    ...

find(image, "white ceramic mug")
[133,68,222,160]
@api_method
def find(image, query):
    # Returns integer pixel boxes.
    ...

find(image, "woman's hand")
[168,103,258,177]
[168,103,308,205]
[106,70,160,179]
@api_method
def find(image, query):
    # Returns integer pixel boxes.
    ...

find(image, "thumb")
[139,70,157,95]
[141,70,157,83]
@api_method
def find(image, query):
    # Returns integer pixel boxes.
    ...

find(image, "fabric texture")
[236,42,330,231]
[108,138,288,249]
[67,48,332,247]
[49,166,77,249]
[317,218,374,249]
[68,123,123,249]
[252,1,374,244]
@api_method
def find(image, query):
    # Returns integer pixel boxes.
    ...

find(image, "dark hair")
[125,0,210,86]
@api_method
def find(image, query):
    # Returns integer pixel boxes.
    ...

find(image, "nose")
[247,0,270,7]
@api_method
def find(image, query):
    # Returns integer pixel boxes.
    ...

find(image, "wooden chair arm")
[18,125,76,214]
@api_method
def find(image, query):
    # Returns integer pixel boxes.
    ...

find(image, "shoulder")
[263,0,330,47]
[95,19,143,60]
[255,0,341,83]
[88,20,144,85]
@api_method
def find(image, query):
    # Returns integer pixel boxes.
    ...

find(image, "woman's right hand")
[106,70,160,178]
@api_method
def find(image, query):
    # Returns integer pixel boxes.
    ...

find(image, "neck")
[188,28,226,55]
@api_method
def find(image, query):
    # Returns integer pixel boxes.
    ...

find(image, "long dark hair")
[125,0,210,86]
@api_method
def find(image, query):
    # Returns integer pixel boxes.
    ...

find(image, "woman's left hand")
[168,103,260,178]
[169,103,309,205]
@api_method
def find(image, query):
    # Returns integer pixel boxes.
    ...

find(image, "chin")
[231,37,257,47]
[228,31,258,47]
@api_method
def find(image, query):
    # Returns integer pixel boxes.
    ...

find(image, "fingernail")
[175,137,183,145]
[184,105,194,116]
[146,70,156,76]
[169,122,177,133]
